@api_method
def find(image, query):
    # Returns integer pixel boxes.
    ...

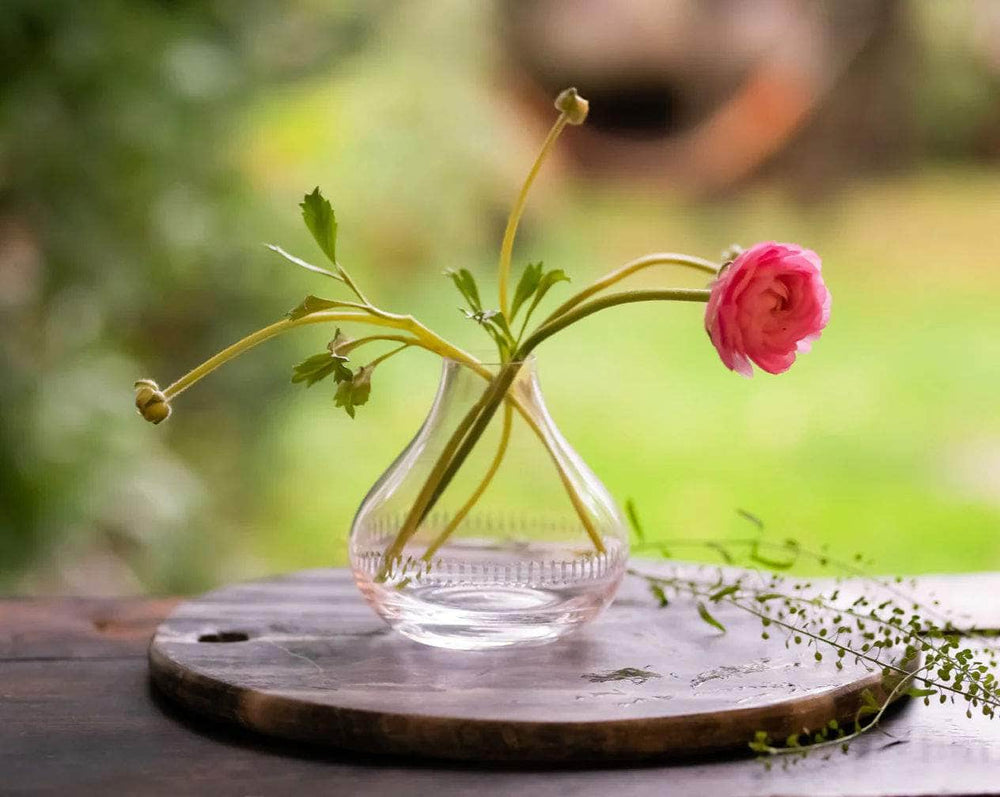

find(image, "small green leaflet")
[510,261,544,321]
[291,352,352,387]
[265,244,340,281]
[510,261,570,328]
[649,583,669,607]
[624,498,644,543]
[697,600,726,633]
[905,687,937,698]
[287,295,345,321]
[334,365,373,419]
[709,585,739,602]
[444,268,482,313]
[301,187,338,265]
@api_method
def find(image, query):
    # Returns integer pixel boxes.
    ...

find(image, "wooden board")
[148,567,915,763]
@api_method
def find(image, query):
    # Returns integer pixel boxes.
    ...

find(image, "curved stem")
[421,401,514,563]
[340,334,414,356]
[367,343,411,369]
[498,113,569,317]
[522,288,711,353]
[381,286,713,573]
[542,253,720,325]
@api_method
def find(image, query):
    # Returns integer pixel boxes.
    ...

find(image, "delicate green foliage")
[291,351,352,387]
[709,585,739,602]
[624,498,644,543]
[697,600,726,633]
[706,541,734,564]
[301,187,338,265]
[520,267,569,329]
[628,504,1000,763]
[510,261,544,321]
[462,308,513,359]
[650,583,669,607]
[444,268,483,313]
[287,295,348,321]
[507,261,571,342]
[334,364,373,419]
[266,244,340,281]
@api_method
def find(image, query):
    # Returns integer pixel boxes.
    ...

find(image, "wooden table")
[3,572,1000,796]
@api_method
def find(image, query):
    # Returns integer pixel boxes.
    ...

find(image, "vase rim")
[443,351,537,368]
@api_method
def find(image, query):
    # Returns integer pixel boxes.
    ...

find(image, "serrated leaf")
[444,268,482,313]
[510,261,543,321]
[291,352,351,387]
[287,295,343,321]
[334,365,373,419]
[697,600,726,633]
[266,244,340,281]
[301,187,338,264]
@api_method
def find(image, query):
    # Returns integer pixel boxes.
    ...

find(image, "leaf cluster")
[290,329,377,419]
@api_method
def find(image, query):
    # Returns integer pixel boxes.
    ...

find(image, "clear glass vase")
[349,356,629,650]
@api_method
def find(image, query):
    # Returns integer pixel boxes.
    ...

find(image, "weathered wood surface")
[2,572,1000,796]
[148,569,916,762]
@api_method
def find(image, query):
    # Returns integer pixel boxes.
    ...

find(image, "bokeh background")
[2,0,999,594]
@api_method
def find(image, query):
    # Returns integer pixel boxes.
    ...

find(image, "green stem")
[498,112,569,317]
[367,343,411,369]
[542,253,720,325]
[421,401,514,563]
[378,287,712,577]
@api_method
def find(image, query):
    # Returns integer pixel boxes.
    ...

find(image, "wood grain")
[4,574,1000,795]
[148,568,917,762]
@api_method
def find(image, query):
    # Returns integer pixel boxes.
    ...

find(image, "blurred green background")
[2,0,999,594]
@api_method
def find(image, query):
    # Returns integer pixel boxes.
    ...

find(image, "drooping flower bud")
[134,379,171,424]
[555,87,589,125]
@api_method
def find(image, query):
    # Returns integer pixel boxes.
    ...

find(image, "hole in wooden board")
[197,631,249,643]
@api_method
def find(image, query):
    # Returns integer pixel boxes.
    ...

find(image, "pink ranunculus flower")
[705,242,830,377]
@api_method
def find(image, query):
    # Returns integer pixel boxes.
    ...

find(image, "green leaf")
[705,541,734,564]
[444,268,482,313]
[709,585,739,602]
[301,187,338,265]
[334,365,373,419]
[697,601,726,633]
[291,352,351,387]
[649,584,669,607]
[266,244,340,281]
[906,688,938,699]
[624,498,644,543]
[737,508,765,530]
[510,261,543,321]
[521,268,569,327]
[287,295,345,321]
[750,540,797,571]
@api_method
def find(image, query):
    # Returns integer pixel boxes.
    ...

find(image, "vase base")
[375,583,611,650]
[352,541,627,650]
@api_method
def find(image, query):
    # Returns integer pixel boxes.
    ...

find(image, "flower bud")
[555,87,589,125]
[134,379,172,425]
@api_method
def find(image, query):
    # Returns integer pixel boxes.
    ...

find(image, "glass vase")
[349,356,629,650]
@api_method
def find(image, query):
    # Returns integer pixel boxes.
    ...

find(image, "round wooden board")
[149,566,914,762]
